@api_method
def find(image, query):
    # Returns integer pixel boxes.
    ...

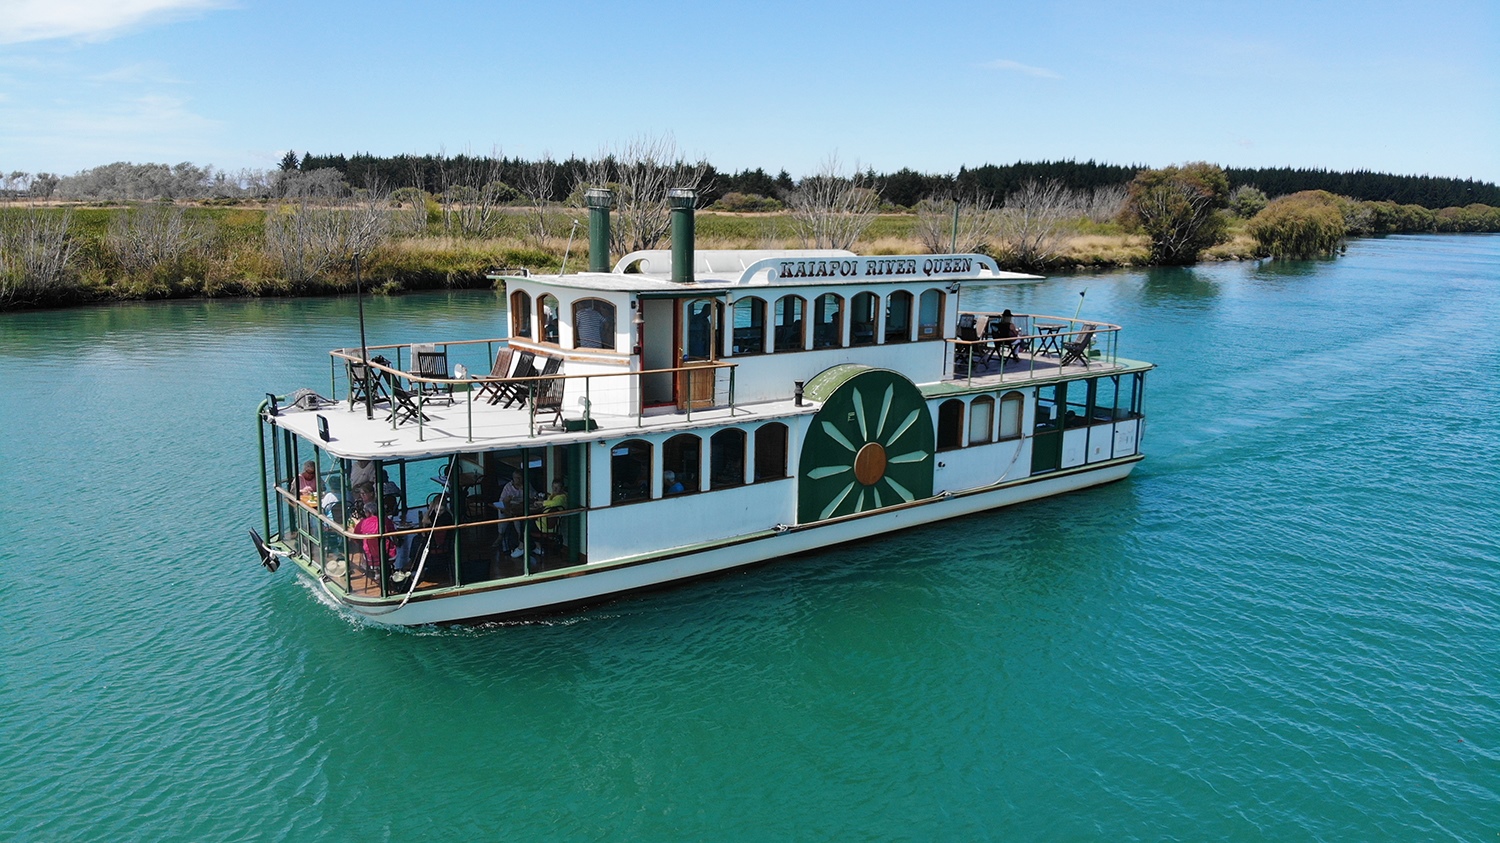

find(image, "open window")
[662,433,701,495]
[849,292,878,346]
[937,399,964,450]
[511,291,532,339]
[710,429,746,489]
[774,296,805,352]
[812,293,843,349]
[754,422,788,481]
[538,294,560,344]
[885,291,913,343]
[611,439,651,504]
[572,298,616,350]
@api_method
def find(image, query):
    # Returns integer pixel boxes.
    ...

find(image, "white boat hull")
[310,456,1139,626]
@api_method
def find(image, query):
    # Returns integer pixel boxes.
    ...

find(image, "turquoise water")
[3,235,1497,840]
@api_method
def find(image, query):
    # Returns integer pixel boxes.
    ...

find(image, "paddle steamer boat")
[253,189,1152,625]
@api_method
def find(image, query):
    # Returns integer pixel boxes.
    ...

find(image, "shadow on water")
[1247,255,1335,285]
[1137,265,1221,307]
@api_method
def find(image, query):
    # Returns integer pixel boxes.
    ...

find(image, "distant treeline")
[292,152,1498,210]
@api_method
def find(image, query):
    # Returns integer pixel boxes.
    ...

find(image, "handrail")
[948,311,1122,384]
[275,485,584,541]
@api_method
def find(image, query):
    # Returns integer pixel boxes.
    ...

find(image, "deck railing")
[328,339,738,440]
[948,312,1122,384]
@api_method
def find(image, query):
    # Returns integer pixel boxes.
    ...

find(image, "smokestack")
[668,187,695,283]
[586,187,613,273]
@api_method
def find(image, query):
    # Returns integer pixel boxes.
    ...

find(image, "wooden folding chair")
[498,351,538,408]
[1059,325,1098,368]
[528,356,566,429]
[474,347,515,405]
[387,385,430,425]
[411,344,453,404]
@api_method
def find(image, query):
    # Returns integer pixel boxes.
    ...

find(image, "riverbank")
[0,201,1485,310]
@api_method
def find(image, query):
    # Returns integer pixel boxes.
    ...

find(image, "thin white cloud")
[979,59,1063,80]
[0,0,231,44]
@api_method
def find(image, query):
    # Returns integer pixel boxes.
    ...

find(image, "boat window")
[538,294,560,344]
[999,391,1024,440]
[710,429,746,489]
[849,292,877,347]
[1094,376,1119,422]
[754,423,788,481]
[812,293,843,349]
[511,291,532,338]
[1120,372,1143,418]
[918,290,945,340]
[572,298,615,350]
[885,291,912,343]
[684,299,718,361]
[937,399,964,451]
[732,297,766,355]
[1034,385,1059,432]
[1063,379,1092,429]
[611,440,651,505]
[773,296,805,352]
[969,396,994,445]
[662,433,701,496]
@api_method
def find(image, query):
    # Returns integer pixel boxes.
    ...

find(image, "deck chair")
[985,318,1021,364]
[387,384,431,425]
[955,314,980,369]
[348,353,392,409]
[527,356,565,428]
[475,347,516,405]
[411,345,453,404]
[1059,325,1098,368]
[499,351,539,408]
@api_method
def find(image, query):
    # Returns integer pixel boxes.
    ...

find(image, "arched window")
[937,399,964,451]
[774,296,805,353]
[662,433,701,495]
[710,429,746,489]
[611,439,651,504]
[969,396,995,445]
[849,292,878,346]
[754,423,788,481]
[885,291,912,343]
[918,289,945,340]
[999,391,1025,440]
[572,298,616,350]
[812,293,843,349]
[538,294,560,344]
[511,291,532,338]
[731,297,766,355]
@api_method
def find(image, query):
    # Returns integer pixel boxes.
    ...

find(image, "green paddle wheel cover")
[797,366,934,524]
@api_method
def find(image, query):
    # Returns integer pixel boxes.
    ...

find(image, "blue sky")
[2,0,1497,183]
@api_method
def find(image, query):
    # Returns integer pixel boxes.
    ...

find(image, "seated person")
[297,461,319,499]
[663,469,685,496]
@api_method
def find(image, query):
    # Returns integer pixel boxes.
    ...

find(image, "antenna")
[559,219,580,275]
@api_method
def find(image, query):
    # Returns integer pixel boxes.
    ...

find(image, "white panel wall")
[1061,428,1088,469]
[728,342,949,403]
[587,480,795,562]
[1113,419,1139,457]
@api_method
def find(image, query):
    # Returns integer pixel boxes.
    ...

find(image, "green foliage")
[1248,191,1348,258]
[1123,162,1230,265]
[1229,185,1268,218]
[709,192,784,213]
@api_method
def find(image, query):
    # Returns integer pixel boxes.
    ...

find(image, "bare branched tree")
[995,179,1075,269]
[264,189,394,287]
[517,154,558,244]
[579,135,713,254]
[787,154,880,249]
[914,192,998,253]
[1084,184,1128,223]
[444,147,508,238]
[105,203,212,272]
[0,208,77,306]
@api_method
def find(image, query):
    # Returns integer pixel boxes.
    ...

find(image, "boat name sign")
[775,256,973,281]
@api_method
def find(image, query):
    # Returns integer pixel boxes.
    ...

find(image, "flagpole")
[356,251,374,419]
[1072,288,1088,322]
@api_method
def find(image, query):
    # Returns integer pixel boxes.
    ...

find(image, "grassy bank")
[0,200,1491,310]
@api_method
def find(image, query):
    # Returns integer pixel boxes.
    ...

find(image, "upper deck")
[265,305,1148,461]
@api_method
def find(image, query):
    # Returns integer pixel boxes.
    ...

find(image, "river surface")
[2,235,1497,841]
